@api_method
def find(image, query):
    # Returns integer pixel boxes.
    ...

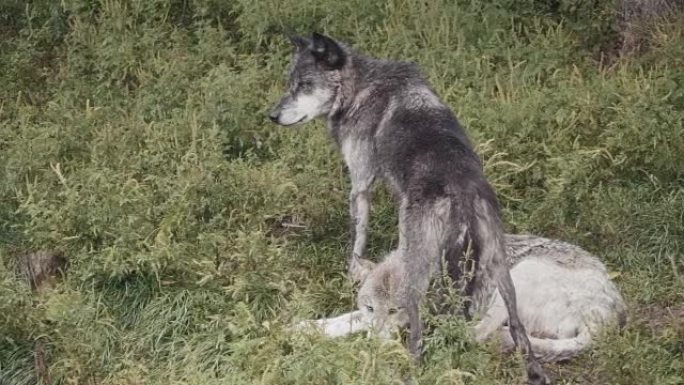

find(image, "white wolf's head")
[351,253,410,339]
[269,32,346,126]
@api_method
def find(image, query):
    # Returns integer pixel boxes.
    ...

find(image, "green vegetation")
[1,1,682,384]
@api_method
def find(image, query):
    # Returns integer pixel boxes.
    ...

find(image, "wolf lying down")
[293,234,626,362]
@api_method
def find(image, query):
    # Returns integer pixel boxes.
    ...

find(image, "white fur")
[291,310,368,337]
[408,87,443,108]
[476,256,623,361]
[291,242,625,362]
[277,89,332,125]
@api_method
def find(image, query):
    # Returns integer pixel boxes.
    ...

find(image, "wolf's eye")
[388,308,398,315]
[365,305,374,313]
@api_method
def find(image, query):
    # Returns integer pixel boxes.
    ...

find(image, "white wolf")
[293,234,626,363]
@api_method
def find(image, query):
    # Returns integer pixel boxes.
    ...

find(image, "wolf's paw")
[287,319,320,334]
[526,360,551,385]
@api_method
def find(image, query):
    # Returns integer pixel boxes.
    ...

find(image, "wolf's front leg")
[348,176,374,279]
[406,297,424,363]
[291,310,368,338]
[341,137,376,280]
[350,188,371,256]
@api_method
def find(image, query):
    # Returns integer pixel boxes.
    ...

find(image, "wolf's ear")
[288,34,308,51]
[349,254,376,284]
[310,32,346,70]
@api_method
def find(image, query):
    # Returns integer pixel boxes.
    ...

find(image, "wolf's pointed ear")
[310,32,346,70]
[349,254,376,284]
[288,34,308,51]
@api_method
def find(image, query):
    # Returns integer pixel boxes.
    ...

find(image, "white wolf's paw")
[287,319,322,334]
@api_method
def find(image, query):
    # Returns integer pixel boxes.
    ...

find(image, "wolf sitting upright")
[294,234,627,363]
[269,32,547,383]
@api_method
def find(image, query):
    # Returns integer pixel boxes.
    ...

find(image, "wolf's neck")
[326,54,426,145]
[331,55,374,112]
[333,54,420,110]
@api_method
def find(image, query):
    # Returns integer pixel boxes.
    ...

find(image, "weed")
[1,1,682,384]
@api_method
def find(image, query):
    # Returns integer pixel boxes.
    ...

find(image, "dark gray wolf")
[293,234,626,364]
[269,32,548,384]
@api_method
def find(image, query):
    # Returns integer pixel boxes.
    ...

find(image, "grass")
[0,0,682,384]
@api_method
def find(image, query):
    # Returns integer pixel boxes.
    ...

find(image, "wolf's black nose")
[268,110,279,123]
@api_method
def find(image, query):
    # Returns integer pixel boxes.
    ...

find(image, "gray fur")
[270,32,548,384]
[293,234,626,364]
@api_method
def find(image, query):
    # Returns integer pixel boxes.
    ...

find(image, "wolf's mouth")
[281,115,308,126]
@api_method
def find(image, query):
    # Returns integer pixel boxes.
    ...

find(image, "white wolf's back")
[481,235,626,362]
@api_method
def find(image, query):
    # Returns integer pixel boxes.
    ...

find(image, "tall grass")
[1,0,682,384]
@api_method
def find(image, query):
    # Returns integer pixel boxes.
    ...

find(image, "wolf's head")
[351,253,410,339]
[269,32,347,126]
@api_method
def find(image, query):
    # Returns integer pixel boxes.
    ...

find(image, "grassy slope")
[1,0,682,384]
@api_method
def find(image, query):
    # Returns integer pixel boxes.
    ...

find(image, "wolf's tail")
[498,326,593,363]
[472,196,549,383]
[468,196,510,315]
[530,327,593,362]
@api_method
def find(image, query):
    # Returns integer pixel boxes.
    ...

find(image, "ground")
[0,1,682,384]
